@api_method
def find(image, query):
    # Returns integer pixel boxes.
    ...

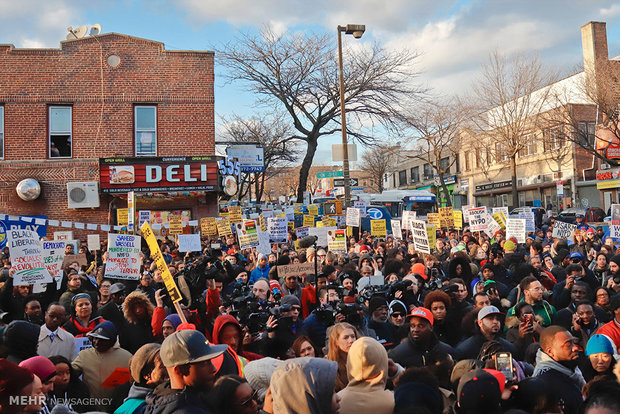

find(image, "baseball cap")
[410,263,427,280]
[477,305,504,321]
[109,282,126,295]
[569,251,583,260]
[457,369,502,411]
[87,321,118,341]
[586,228,595,234]
[406,307,434,325]
[160,329,227,367]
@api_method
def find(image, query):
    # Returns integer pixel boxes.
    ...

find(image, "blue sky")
[3,0,620,164]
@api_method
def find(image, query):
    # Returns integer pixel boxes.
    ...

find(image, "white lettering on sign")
[184,164,197,182]
[166,165,180,182]
[145,164,209,183]
[146,165,162,182]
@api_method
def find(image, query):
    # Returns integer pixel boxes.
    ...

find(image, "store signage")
[596,168,620,181]
[100,156,220,193]
[606,144,620,159]
[475,180,512,192]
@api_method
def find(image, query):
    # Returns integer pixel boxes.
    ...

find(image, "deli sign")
[100,157,220,193]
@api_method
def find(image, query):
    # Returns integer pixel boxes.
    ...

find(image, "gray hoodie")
[270,357,338,414]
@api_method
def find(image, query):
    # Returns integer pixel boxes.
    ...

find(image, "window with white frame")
[49,106,72,158]
[519,133,537,157]
[544,126,562,151]
[135,105,157,156]
[0,106,4,159]
[495,142,509,162]
[578,121,596,147]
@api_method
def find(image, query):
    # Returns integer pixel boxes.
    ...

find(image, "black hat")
[109,283,126,295]
[457,369,502,412]
[369,296,388,314]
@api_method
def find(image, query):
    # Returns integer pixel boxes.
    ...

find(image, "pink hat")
[19,356,57,383]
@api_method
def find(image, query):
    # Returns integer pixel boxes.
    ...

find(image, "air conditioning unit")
[601,162,610,170]
[67,182,100,208]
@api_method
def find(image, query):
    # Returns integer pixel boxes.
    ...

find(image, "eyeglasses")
[237,390,258,407]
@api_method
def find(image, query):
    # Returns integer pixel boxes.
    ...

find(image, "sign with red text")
[104,234,141,280]
[8,229,52,285]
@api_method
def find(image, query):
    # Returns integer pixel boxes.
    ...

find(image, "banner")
[391,220,402,239]
[506,219,526,243]
[8,229,52,286]
[141,222,182,302]
[468,207,489,232]
[267,217,288,243]
[346,207,361,228]
[178,234,201,252]
[453,211,463,230]
[410,219,431,254]
[104,234,141,280]
[439,207,454,228]
[371,220,387,237]
[327,228,347,253]
[43,240,65,288]
[0,215,47,250]
[277,261,315,278]
[552,221,577,240]
[427,224,436,249]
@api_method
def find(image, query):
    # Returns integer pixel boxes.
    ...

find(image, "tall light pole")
[337,24,365,207]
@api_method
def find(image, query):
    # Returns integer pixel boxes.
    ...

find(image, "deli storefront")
[99,156,221,234]
[596,167,620,211]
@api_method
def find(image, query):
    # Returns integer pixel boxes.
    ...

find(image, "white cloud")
[600,3,620,17]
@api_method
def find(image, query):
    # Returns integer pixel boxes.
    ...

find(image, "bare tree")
[468,51,558,206]
[216,27,424,202]
[360,145,393,193]
[220,112,299,202]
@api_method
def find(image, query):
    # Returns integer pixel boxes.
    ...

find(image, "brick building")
[0,32,219,239]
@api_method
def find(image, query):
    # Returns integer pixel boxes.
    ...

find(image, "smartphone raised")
[494,352,514,383]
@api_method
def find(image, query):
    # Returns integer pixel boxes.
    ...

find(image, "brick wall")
[0,33,216,238]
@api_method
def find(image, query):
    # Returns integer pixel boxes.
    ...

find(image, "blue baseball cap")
[569,251,583,260]
[87,321,118,341]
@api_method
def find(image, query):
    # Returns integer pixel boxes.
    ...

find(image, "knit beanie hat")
[503,240,516,252]
[369,296,389,314]
[19,356,57,383]
[0,359,34,400]
[609,254,620,267]
[163,314,182,330]
[244,357,285,401]
[585,334,615,356]
[280,295,301,308]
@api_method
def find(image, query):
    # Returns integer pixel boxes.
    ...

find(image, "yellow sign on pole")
[492,212,507,230]
[303,215,316,227]
[453,211,463,230]
[307,204,319,216]
[169,215,183,235]
[141,222,182,303]
[259,214,267,232]
[427,213,440,228]
[439,207,454,228]
[427,224,437,250]
[228,206,243,223]
[216,217,232,236]
[117,208,128,226]
[371,219,387,237]
[200,217,218,237]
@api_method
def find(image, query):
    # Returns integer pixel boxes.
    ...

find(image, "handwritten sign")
[228,206,243,223]
[506,218,526,243]
[138,210,151,226]
[104,234,141,280]
[216,217,232,236]
[346,207,361,227]
[8,229,52,286]
[391,220,402,239]
[303,215,316,227]
[268,217,288,243]
[277,261,315,278]
[453,211,463,230]
[518,211,536,233]
[168,215,183,235]
[410,219,431,254]
[427,224,436,249]
[371,220,387,237]
[553,221,577,240]
[401,211,416,230]
[75,337,92,357]
[427,213,440,228]
[439,207,454,228]
[178,234,202,252]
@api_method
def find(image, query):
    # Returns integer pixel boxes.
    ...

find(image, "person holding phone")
[505,302,542,360]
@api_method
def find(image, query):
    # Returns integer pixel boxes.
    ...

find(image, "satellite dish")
[90,24,101,36]
[66,25,88,40]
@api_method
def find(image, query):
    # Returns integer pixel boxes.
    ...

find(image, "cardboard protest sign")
[427,213,440,228]
[354,201,367,216]
[277,261,315,278]
[427,224,437,249]
[296,226,310,239]
[256,231,271,255]
[518,211,536,233]
[216,217,232,236]
[552,221,577,240]
[307,204,319,216]
[453,211,463,230]
[439,207,454,228]
[327,228,347,253]
[104,234,141,280]
[200,217,218,237]
[609,225,620,239]
[8,229,52,286]
[178,234,201,252]
[391,220,402,239]
[401,211,416,230]
[371,220,387,237]
[346,207,361,227]
[43,240,65,288]
[468,207,489,232]
[410,219,431,254]
[138,210,151,226]
[228,206,243,223]
[168,215,183,235]
[267,217,288,243]
[506,219,526,243]
[87,234,100,252]
[141,222,182,302]
[303,215,316,227]
[62,253,88,270]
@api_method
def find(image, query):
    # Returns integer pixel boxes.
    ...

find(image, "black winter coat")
[388,332,455,368]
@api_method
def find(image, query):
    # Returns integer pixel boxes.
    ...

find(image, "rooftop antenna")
[66,25,88,40]
[89,24,101,36]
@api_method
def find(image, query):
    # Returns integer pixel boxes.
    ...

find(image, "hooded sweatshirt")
[211,314,262,362]
[270,357,338,414]
[337,337,394,414]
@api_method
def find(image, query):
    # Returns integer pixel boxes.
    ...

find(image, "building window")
[440,157,450,174]
[495,142,509,162]
[398,170,407,186]
[49,106,72,158]
[578,121,595,147]
[0,106,4,159]
[518,133,537,157]
[463,151,470,171]
[135,105,157,156]
[544,126,562,151]
[475,148,481,168]
[410,166,419,183]
[423,163,433,180]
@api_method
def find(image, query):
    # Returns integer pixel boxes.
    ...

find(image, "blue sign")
[367,208,384,219]
[406,196,435,202]
[0,215,47,249]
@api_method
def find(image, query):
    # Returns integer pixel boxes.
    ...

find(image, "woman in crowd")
[209,375,259,414]
[97,279,112,309]
[589,253,610,286]
[291,335,317,358]
[594,287,613,320]
[424,290,459,346]
[579,334,617,382]
[571,229,588,257]
[326,322,360,392]
[48,355,91,413]
[62,293,105,338]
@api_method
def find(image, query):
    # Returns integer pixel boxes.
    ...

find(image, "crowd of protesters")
[1,210,620,414]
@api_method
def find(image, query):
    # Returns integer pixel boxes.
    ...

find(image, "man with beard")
[367,296,396,349]
[455,305,516,360]
[388,307,454,368]
[533,326,585,414]
[507,276,556,327]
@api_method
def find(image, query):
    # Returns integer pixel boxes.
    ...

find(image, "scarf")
[69,316,101,337]
[533,349,586,388]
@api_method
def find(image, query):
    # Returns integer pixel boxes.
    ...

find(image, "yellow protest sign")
[427,213,440,228]
[308,204,319,216]
[316,221,324,227]
[141,222,182,303]
[259,214,267,232]
[168,215,183,235]
[322,217,337,227]
[427,224,437,249]
[216,217,232,236]
[439,207,454,228]
[492,212,506,230]
[228,206,243,223]
[303,215,316,227]
[288,221,295,232]
[346,226,352,237]
[117,208,128,226]
[453,211,463,230]
[371,219,387,237]
[200,217,218,237]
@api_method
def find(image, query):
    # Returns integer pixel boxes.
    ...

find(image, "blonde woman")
[326,322,360,392]
[571,229,587,258]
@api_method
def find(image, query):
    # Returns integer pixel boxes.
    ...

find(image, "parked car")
[557,207,605,224]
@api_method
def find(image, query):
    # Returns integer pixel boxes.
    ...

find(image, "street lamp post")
[337,24,365,207]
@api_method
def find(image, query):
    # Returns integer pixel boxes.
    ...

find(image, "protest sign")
[346,207,361,227]
[506,219,526,243]
[552,221,577,240]
[427,213,440,228]
[309,226,336,247]
[262,209,274,218]
[259,214,267,232]
[138,210,151,226]
[268,217,288,243]
[410,219,431,254]
[200,217,218,237]
[485,214,502,238]
[303,215,316,227]
[518,212,536,233]
[307,204,319,216]
[336,215,346,228]
[0,215,46,250]
[439,207,454,228]
[284,207,295,221]
[43,240,65,288]
[354,201,367,216]
[141,222,182,303]
[127,191,135,232]
[322,217,337,227]
[468,207,489,232]
[401,211,416,230]
[278,261,315,278]
[216,217,232,236]
[427,224,437,249]
[492,207,509,218]
[327,228,347,253]
[256,232,271,255]
[228,206,243,223]
[611,204,620,225]
[104,234,141,280]
[453,211,463,230]
[87,234,100,252]
[296,226,310,239]
[178,234,201,252]
[8,229,52,285]
[462,205,474,223]
[371,220,387,237]
[610,225,620,239]
[391,220,402,239]
[75,337,92,357]
[168,215,183,235]
[237,220,259,249]
[492,212,507,230]
[54,231,73,241]
[117,208,128,226]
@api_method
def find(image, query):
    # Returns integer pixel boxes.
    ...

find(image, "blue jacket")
[249,265,270,284]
